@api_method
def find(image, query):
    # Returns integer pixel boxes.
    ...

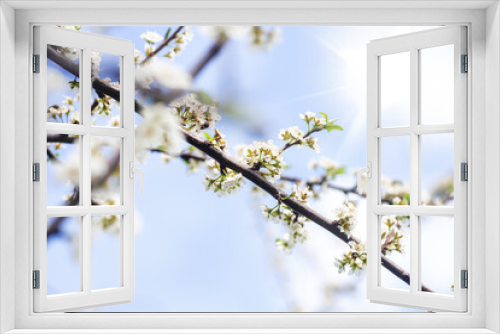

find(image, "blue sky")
[46,25,456,312]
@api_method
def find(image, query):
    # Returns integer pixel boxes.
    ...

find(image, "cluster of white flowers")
[136,60,192,90]
[290,184,313,203]
[239,140,286,183]
[332,201,357,237]
[47,95,80,124]
[249,27,281,51]
[300,111,327,128]
[202,159,246,197]
[166,27,194,60]
[380,215,405,255]
[205,129,227,150]
[90,137,118,182]
[92,94,112,118]
[200,26,250,41]
[261,203,309,254]
[134,49,143,64]
[309,157,344,180]
[140,31,164,55]
[381,178,410,204]
[55,45,79,61]
[54,146,80,187]
[58,26,81,31]
[334,241,367,276]
[278,125,320,152]
[91,189,121,206]
[92,215,121,235]
[169,94,221,133]
[135,103,183,164]
[279,126,304,144]
[91,52,102,78]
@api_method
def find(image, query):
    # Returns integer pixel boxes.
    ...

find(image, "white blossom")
[170,94,221,133]
[135,60,192,90]
[135,103,183,163]
[249,27,281,51]
[91,52,102,78]
[240,140,286,183]
[202,169,246,197]
[304,137,320,153]
[275,233,294,254]
[140,31,163,44]
[334,241,367,276]
[332,201,357,237]
[200,26,250,41]
[291,184,313,203]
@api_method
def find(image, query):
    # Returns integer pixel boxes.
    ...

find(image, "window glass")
[380,52,411,128]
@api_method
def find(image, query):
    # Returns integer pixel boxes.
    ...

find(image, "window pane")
[47,44,81,125]
[91,137,121,205]
[421,133,454,206]
[47,216,81,295]
[91,215,121,290]
[47,133,81,206]
[380,52,410,128]
[420,216,454,295]
[420,45,454,125]
[380,136,410,205]
[91,52,121,127]
[380,215,411,291]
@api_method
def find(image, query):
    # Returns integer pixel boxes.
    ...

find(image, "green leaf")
[164,27,172,40]
[327,166,346,179]
[203,132,211,141]
[404,192,411,205]
[319,112,329,121]
[324,123,343,132]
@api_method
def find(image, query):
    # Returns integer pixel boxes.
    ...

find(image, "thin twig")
[140,26,184,65]
[281,127,322,153]
[190,40,227,78]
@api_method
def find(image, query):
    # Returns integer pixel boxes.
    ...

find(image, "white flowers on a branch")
[136,60,192,90]
[135,103,183,163]
[166,27,194,60]
[201,26,281,51]
[332,201,357,237]
[250,27,281,51]
[334,241,367,276]
[170,94,221,133]
[380,215,406,255]
[239,140,286,183]
[203,160,246,197]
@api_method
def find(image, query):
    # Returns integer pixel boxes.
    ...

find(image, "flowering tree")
[46,26,455,294]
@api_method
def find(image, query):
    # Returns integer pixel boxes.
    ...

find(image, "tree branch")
[47,35,432,292]
[140,26,184,65]
[181,129,433,292]
[190,40,227,78]
[47,45,145,113]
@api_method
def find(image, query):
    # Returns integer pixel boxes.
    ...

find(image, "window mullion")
[81,47,92,294]
[410,47,420,294]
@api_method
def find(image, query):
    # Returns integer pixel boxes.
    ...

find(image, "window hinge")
[461,162,468,181]
[33,54,40,73]
[461,54,468,73]
[33,270,40,289]
[461,270,468,289]
[33,163,40,182]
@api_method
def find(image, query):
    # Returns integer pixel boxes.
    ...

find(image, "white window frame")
[0,1,499,333]
[366,26,468,312]
[33,26,136,312]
